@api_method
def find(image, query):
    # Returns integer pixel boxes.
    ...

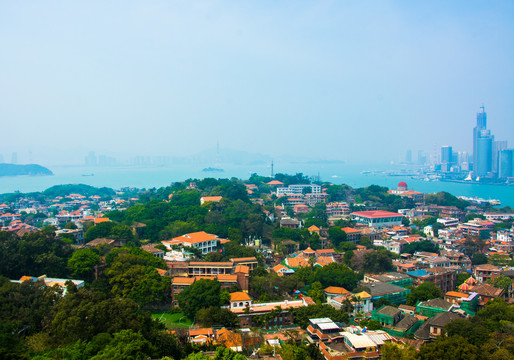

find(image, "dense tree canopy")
[401,240,440,255]
[406,282,441,306]
[0,228,73,278]
[177,279,226,319]
[68,249,101,281]
[362,250,394,273]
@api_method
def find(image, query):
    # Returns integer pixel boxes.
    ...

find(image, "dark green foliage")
[308,263,360,291]
[84,222,136,245]
[456,272,471,287]
[0,229,73,278]
[362,250,394,273]
[328,227,347,249]
[487,275,513,292]
[42,184,115,199]
[196,306,239,328]
[444,319,489,347]
[274,173,310,186]
[401,240,440,255]
[464,213,486,222]
[177,279,224,319]
[0,276,60,337]
[89,329,157,360]
[49,288,159,345]
[359,319,383,330]
[406,282,441,306]
[418,335,478,360]
[304,203,328,226]
[107,184,265,242]
[222,241,258,260]
[472,253,488,265]
[104,248,169,306]
[294,305,349,328]
[424,191,469,210]
[249,271,304,302]
[68,249,101,281]
[373,297,391,309]
[324,184,350,202]
[354,185,414,212]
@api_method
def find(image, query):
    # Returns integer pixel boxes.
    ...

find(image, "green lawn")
[150,311,194,329]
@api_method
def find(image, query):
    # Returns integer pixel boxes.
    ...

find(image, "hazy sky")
[1,0,513,165]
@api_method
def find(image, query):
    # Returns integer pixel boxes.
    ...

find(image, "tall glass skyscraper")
[441,146,452,163]
[499,149,513,179]
[473,106,487,169]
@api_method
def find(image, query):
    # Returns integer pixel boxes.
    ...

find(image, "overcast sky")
[1,0,513,165]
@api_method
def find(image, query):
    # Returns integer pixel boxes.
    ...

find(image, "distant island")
[202,167,224,172]
[0,163,53,177]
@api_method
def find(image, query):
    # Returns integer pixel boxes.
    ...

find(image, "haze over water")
[1,163,512,207]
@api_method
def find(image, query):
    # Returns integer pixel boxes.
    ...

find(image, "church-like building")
[388,181,424,203]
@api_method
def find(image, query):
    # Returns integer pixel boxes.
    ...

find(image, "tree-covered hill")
[0,163,53,177]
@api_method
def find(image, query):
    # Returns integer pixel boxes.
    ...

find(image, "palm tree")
[342,297,354,315]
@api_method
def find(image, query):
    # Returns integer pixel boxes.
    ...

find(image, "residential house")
[324,286,350,302]
[414,312,464,341]
[474,264,501,283]
[200,196,222,205]
[341,227,361,243]
[407,267,456,294]
[371,306,403,327]
[415,298,453,318]
[362,281,410,305]
[162,231,223,255]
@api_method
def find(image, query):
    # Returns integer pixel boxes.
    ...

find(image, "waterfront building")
[493,140,508,173]
[498,149,513,179]
[476,131,494,176]
[473,106,487,168]
[441,146,452,165]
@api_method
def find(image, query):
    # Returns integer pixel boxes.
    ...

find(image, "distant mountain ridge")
[0,163,53,177]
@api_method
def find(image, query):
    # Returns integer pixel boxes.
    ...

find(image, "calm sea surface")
[0,163,512,207]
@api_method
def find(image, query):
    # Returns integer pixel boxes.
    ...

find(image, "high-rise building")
[417,150,426,165]
[457,151,469,166]
[11,152,18,164]
[492,140,508,173]
[405,150,412,163]
[473,106,487,168]
[498,149,513,179]
[441,146,452,164]
[476,130,493,177]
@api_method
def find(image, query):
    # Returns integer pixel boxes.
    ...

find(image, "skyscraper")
[498,149,513,179]
[473,106,487,169]
[476,130,493,177]
[492,140,507,173]
[405,149,412,163]
[441,146,452,164]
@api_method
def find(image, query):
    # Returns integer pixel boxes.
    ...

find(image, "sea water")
[0,163,512,207]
